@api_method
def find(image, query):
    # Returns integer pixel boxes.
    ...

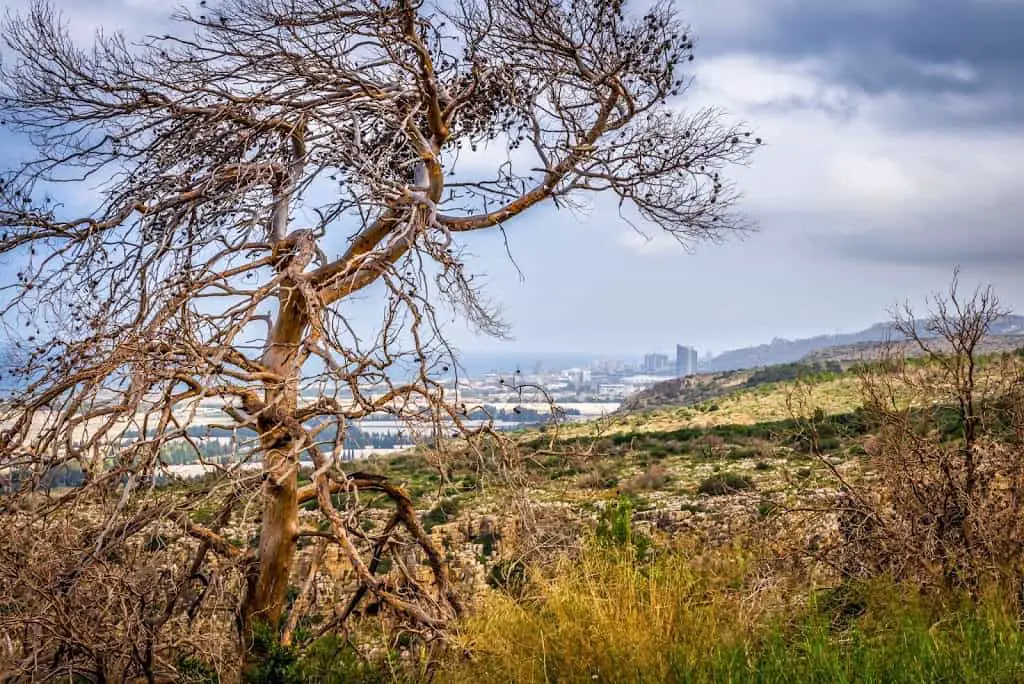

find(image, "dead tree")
[0,0,756,675]
[879,272,1009,587]
[809,273,1024,592]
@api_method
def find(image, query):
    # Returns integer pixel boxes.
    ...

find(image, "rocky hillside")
[624,333,1024,414]
[699,315,1024,373]
[803,333,1024,364]
[619,360,846,413]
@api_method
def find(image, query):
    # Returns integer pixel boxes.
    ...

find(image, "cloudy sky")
[461,0,1024,357]
[4,0,1023,359]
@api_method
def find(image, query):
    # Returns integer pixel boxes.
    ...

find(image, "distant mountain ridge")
[619,317,1024,414]
[699,315,1024,373]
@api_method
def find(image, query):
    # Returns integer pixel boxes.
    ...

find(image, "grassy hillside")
[275,347,1024,683]
[444,548,1024,683]
[134,344,1024,682]
[624,335,1024,414]
[617,359,848,413]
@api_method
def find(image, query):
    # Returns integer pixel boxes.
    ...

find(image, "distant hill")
[622,320,1024,414]
[803,333,1024,364]
[699,315,1024,373]
[619,360,848,413]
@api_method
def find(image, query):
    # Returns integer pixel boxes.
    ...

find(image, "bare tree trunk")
[246,433,300,629]
[242,290,307,642]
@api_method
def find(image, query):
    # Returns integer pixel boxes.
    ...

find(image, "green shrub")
[645,445,670,460]
[698,472,755,496]
[143,533,172,552]
[176,656,219,683]
[488,558,529,598]
[243,623,299,683]
[595,495,650,558]
[421,496,462,532]
[294,634,398,683]
[189,506,217,526]
[757,499,779,519]
[611,432,639,446]
[817,436,842,452]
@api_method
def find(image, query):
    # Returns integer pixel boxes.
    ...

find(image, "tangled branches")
[786,275,1024,594]
[0,0,755,675]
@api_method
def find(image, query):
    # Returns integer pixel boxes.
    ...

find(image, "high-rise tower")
[675,344,698,377]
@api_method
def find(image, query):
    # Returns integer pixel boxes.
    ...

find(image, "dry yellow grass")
[446,545,771,683]
[549,375,863,443]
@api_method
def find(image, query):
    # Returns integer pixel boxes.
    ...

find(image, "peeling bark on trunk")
[246,433,300,629]
[242,277,308,644]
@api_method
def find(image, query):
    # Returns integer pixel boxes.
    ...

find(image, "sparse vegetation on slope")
[618,359,848,413]
[5,263,1024,683]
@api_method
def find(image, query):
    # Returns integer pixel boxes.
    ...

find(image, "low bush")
[421,496,462,532]
[621,464,669,493]
[578,464,619,490]
[698,472,755,496]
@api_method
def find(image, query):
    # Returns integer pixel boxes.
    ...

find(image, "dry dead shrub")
[702,434,727,452]
[807,274,1024,592]
[621,464,670,493]
[578,463,620,490]
[0,507,240,681]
